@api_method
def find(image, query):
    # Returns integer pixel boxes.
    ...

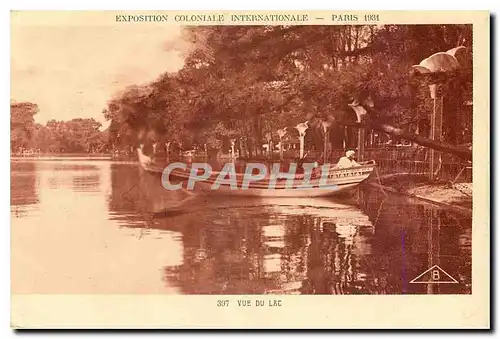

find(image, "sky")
[11,18,188,130]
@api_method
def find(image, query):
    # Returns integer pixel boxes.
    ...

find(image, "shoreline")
[366,179,472,215]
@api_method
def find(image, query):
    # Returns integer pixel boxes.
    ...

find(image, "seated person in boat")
[336,150,360,169]
[294,160,321,179]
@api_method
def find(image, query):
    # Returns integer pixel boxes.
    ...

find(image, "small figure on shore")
[336,150,359,169]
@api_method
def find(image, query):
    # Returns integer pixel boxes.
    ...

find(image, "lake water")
[11,159,472,295]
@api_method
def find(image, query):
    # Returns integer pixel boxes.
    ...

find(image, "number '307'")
[217,300,229,307]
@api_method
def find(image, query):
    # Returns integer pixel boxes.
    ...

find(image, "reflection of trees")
[11,161,38,207]
[299,218,374,295]
[163,210,271,294]
[160,206,376,295]
[108,165,471,295]
[108,163,142,213]
[109,163,194,219]
[107,163,162,229]
[42,163,100,192]
[161,189,471,295]
[72,173,100,192]
[357,188,472,294]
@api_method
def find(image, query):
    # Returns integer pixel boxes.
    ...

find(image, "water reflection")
[11,160,182,294]
[116,168,471,294]
[11,160,472,295]
[358,189,472,294]
[11,161,39,210]
[159,205,379,295]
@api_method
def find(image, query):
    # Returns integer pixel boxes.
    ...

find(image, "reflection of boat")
[135,178,374,231]
[137,146,375,198]
[265,197,372,224]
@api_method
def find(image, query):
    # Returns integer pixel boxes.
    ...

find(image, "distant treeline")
[10,102,109,154]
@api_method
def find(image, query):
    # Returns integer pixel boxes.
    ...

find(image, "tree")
[103,24,473,158]
[11,102,38,151]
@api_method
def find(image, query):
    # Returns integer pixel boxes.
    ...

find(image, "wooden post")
[323,130,329,163]
[299,136,305,159]
[230,139,236,159]
[277,129,287,160]
[429,85,444,181]
[266,133,273,160]
[357,128,365,162]
[321,121,332,164]
[349,102,367,162]
[295,123,308,160]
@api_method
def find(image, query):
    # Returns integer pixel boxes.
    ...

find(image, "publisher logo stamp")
[410,265,459,284]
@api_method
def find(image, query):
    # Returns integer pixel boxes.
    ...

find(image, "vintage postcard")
[10,10,489,329]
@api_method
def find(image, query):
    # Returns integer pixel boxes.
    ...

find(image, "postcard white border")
[8,9,490,330]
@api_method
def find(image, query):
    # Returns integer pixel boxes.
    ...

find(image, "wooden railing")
[150,145,473,183]
[326,147,472,183]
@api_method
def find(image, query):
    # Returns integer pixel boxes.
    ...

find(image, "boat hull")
[169,179,360,197]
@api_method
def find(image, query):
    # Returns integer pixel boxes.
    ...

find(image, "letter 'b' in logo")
[409,265,459,284]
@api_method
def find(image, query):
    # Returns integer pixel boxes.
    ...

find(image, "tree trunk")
[253,114,263,157]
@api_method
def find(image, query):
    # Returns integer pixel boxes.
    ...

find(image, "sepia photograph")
[9,10,490,328]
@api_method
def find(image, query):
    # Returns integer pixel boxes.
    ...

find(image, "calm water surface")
[11,159,472,294]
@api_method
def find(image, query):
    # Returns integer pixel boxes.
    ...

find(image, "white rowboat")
[137,147,375,198]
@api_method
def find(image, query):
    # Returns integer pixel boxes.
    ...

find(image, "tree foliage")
[11,101,38,151]
[11,102,109,154]
[104,24,473,156]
